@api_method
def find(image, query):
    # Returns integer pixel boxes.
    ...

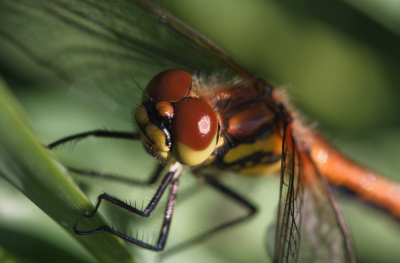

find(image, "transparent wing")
[272,122,302,263]
[0,0,253,116]
[297,147,356,263]
[270,123,356,263]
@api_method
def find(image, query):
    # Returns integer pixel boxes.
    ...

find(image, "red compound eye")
[144,69,192,102]
[172,98,218,166]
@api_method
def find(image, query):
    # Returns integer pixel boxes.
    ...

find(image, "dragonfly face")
[135,69,219,165]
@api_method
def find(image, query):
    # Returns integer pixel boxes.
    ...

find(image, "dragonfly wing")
[271,122,302,263]
[270,123,356,263]
[297,149,356,263]
[0,0,252,116]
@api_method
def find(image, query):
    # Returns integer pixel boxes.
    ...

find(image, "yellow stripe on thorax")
[223,133,282,176]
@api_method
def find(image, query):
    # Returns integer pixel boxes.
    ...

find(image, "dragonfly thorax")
[194,77,284,175]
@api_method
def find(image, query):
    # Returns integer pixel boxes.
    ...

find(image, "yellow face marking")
[135,105,149,124]
[158,151,170,159]
[145,123,170,153]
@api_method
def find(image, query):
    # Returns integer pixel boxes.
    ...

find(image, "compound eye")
[172,98,218,166]
[144,70,192,102]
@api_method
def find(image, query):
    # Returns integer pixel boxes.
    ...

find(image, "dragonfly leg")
[159,173,257,259]
[49,130,164,185]
[74,161,182,251]
[47,130,140,149]
[67,163,165,186]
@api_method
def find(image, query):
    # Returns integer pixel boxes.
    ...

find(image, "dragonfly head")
[134,70,219,166]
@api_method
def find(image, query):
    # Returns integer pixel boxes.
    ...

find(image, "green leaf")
[0,246,30,263]
[0,77,137,263]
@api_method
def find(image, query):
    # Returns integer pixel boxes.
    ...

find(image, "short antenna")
[131,77,151,100]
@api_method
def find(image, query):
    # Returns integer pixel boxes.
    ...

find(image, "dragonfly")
[1,0,399,262]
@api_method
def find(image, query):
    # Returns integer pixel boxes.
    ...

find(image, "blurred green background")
[1,0,400,263]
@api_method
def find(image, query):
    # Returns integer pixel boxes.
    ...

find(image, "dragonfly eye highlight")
[143,69,192,102]
[172,98,218,166]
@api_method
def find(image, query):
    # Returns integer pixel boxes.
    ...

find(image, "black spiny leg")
[67,162,165,186]
[73,161,183,251]
[48,130,164,185]
[48,130,140,149]
[49,130,178,249]
[159,173,257,259]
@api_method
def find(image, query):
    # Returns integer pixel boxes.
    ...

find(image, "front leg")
[74,161,183,251]
[48,130,140,149]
